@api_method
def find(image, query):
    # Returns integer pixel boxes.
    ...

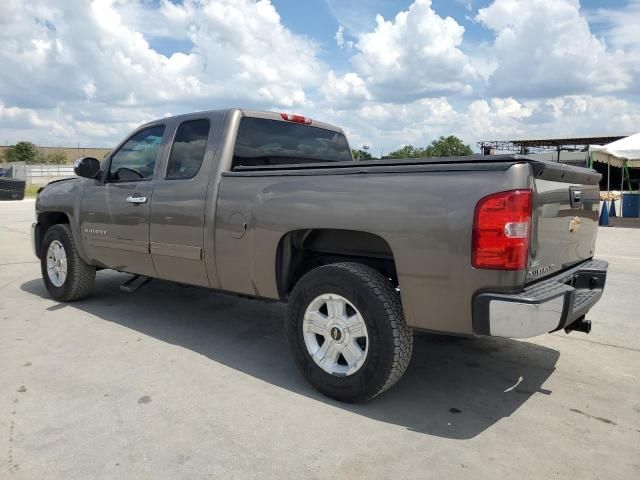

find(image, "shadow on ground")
[22,271,559,439]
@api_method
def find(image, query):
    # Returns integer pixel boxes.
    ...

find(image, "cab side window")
[108,125,165,181]
[166,119,210,180]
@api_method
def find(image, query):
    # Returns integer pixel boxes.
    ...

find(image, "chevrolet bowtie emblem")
[569,216,582,233]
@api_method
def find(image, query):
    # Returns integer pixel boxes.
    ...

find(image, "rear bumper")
[473,259,608,338]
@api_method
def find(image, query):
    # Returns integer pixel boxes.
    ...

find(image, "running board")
[120,274,152,293]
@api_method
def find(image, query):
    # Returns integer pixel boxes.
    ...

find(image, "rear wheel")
[41,224,95,301]
[286,262,413,402]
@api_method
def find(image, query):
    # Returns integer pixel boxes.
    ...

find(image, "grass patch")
[24,184,41,197]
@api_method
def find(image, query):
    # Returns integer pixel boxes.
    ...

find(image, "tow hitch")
[565,316,592,334]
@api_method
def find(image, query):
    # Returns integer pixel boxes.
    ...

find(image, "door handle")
[126,195,147,204]
[569,187,582,209]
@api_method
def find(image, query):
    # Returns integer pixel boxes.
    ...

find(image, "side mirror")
[74,157,101,179]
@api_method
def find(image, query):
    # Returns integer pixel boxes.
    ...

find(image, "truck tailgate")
[528,162,601,283]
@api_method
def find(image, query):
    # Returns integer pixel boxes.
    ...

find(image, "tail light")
[472,189,532,270]
[280,113,312,125]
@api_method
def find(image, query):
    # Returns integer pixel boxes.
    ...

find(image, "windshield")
[233,117,352,168]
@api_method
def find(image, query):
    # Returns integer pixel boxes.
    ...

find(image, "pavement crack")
[569,408,617,426]
[7,396,19,474]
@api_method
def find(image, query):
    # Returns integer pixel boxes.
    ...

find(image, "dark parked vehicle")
[31,109,608,401]
[0,176,26,200]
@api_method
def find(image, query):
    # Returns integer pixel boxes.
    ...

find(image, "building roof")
[478,135,628,153]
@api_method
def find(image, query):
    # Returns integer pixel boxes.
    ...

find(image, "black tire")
[286,262,413,402]
[41,224,95,301]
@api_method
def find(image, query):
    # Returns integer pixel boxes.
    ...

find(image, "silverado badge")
[528,260,555,278]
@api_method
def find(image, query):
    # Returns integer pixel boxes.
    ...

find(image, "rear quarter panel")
[214,162,533,335]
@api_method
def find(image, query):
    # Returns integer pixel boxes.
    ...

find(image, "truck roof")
[140,108,344,134]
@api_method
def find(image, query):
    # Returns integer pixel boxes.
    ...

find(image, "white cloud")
[476,0,632,97]
[349,0,478,102]
[325,0,388,36]
[0,101,155,146]
[588,0,640,49]
[0,0,325,145]
[587,0,640,93]
[320,97,462,154]
[321,72,370,109]
[0,104,50,130]
[0,103,74,144]
[335,25,345,48]
[465,95,640,143]
[457,0,474,12]
[316,94,640,155]
[0,103,67,133]
[334,24,353,51]
[0,0,638,154]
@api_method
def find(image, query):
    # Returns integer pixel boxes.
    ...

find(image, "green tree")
[352,149,373,160]
[385,136,473,159]
[424,136,473,157]
[385,145,427,159]
[4,141,38,163]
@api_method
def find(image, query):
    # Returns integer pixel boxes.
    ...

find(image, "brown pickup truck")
[32,108,608,402]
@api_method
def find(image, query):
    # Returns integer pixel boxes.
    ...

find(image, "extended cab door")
[149,118,213,286]
[80,124,166,277]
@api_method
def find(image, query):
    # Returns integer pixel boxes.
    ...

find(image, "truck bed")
[231,155,601,186]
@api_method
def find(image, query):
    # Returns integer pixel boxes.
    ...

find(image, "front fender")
[36,178,92,264]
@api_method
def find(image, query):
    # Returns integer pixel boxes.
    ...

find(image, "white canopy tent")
[589,133,640,217]
[590,132,640,169]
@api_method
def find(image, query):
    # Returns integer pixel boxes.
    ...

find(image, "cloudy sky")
[0,0,638,153]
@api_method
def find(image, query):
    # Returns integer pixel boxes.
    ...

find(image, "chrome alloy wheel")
[302,294,369,376]
[46,240,67,287]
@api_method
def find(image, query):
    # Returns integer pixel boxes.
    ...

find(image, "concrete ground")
[1,199,638,479]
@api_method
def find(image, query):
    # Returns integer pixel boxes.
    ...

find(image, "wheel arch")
[34,211,71,258]
[275,228,398,299]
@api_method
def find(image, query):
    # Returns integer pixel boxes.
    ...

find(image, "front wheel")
[41,224,95,301]
[286,262,413,402]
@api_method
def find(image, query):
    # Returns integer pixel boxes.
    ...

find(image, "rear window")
[232,117,352,168]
